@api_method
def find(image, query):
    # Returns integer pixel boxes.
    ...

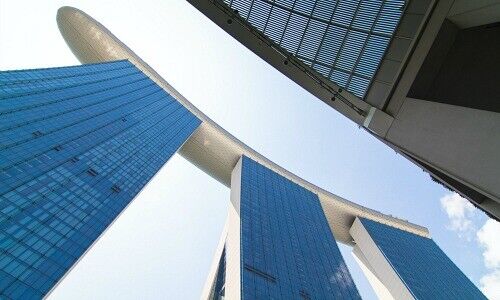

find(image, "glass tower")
[0,60,201,298]
[206,156,361,299]
[351,218,486,300]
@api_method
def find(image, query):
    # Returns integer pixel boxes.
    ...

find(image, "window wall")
[239,156,360,299]
[360,218,486,300]
[0,60,201,298]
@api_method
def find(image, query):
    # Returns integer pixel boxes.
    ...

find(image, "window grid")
[0,60,201,298]
[239,156,361,299]
[222,0,405,98]
[361,218,486,300]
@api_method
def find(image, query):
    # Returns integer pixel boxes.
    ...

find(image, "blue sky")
[1,0,498,299]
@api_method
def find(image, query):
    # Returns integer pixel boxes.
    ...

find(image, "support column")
[200,158,243,300]
[224,156,243,299]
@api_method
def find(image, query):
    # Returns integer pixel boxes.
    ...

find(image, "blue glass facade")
[360,218,486,300]
[239,156,360,299]
[0,60,201,298]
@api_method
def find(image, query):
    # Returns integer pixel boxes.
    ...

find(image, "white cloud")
[477,219,500,269]
[440,192,476,236]
[479,269,500,300]
[477,219,500,299]
[440,192,500,299]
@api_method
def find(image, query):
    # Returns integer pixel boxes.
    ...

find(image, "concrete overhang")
[183,0,500,220]
[56,6,429,245]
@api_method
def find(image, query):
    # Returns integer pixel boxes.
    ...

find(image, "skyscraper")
[351,218,487,300]
[0,60,201,298]
[186,0,500,220]
[0,6,487,299]
[204,157,361,299]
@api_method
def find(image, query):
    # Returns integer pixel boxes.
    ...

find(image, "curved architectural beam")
[56,6,428,245]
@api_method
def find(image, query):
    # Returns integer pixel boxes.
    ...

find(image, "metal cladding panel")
[0,60,201,298]
[215,0,405,99]
[359,218,487,300]
[239,156,361,299]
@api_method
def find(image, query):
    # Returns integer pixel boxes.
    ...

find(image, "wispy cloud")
[440,192,500,299]
[440,192,476,238]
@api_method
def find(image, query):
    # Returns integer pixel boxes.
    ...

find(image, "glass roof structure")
[220,0,405,98]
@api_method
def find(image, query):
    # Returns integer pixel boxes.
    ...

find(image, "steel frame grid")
[221,0,406,99]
